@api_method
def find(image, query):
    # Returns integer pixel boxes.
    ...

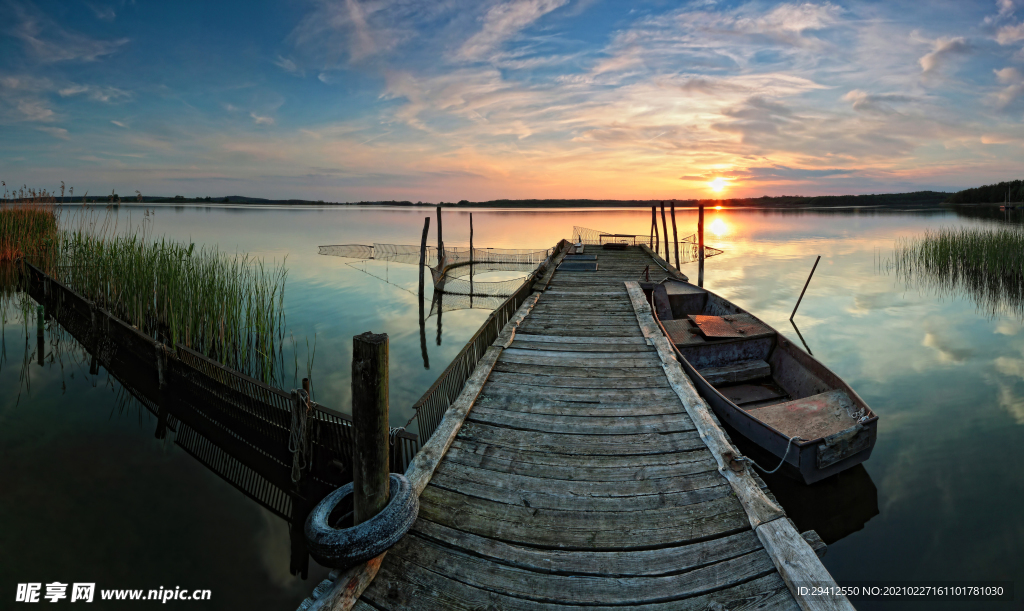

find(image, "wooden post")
[469,213,474,307]
[698,205,705,287]
[154,342,168,439]
[418,217,430,299]
[351,332,390,525]
[670,201,680,271]
[436,205,444,264]
[650,206,656,252]
[790,255,821,321]
[36,304,44,338]
[659,202,669,263]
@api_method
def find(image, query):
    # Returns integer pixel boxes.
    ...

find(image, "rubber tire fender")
[304,473,419,570]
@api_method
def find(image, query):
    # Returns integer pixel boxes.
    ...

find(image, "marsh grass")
[0,183,59,267]
[49,207,289,384]
[892,225,1024,319]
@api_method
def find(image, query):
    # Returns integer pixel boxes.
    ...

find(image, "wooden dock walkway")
[337,247,849,610]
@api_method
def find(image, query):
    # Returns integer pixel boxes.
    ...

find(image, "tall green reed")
[44,206,288,385]
[891,225,1024,319]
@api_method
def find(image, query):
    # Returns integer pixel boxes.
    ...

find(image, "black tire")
[304,473,419,569]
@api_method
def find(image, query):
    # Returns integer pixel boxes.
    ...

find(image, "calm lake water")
[2,204,1023,609]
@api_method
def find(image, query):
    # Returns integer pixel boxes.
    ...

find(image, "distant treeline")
[945,180,1023,204]
[460,192,950,208]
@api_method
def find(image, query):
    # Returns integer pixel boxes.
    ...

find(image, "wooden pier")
[319,246,852,610]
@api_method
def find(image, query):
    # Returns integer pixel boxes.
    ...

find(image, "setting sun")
[708,177,728,192]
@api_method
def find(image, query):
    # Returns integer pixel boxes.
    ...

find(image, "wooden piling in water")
[418,217,430,300]
[436,205,444,264]
[670,201,680,271]
[698,205,705,287]
[352,332,390,525]
[650,206,657,253]
[659,202,669,262]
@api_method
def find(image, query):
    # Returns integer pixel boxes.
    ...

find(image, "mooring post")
[790,255,821,321]
[469,213,474,307]
[650,206,656,253]
[36,304,44,338]
[436,205,444,265]
[670,201,680,271]
[698,205,705,287]
[418,217,430,301]
[659,202,669,263]
[352,332,390,525]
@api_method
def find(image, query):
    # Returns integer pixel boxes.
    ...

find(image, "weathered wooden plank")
[362,551,798,610]
[492,361,663,377]
[499,349,661,366]
[473,394,695,417]
[390,530,778,605]
[467,405,696,435]
[429,460,731,510]
[457,421,707,455]
[510,333,648,344]
[418,486,750,548]
[492,292,541,348]
[412,519,762,577]
[757,518,855,611]
[444,439,717,481]
[480,382,680,404]
[699,359,772,385]
[486,370,670,389]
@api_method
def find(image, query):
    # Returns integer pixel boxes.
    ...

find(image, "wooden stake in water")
[650,206,657,253]
[670,201,680,271]
[418,216,431,370]
[351,332,390,525]
[37,305,44,366]
[660,202,669,262]
[418,217,430,299]
[790,255,821,321]
[469,213,474,307]
[698,205,705,287]
[436,205,444,265]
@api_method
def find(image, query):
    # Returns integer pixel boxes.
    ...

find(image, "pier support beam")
[670,201,680,271]
[352,332,390,525]
[698,205,705,287]
[659,202,669,263]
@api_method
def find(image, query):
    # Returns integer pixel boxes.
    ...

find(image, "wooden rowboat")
[643,279,878,484]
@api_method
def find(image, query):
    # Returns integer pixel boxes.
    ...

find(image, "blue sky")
[2,0,1023,201]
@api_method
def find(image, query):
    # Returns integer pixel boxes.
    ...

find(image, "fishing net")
[428,291,509,317]
[572,226,723,262]
[318,243,550,268]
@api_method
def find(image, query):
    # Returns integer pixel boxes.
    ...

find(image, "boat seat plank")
[717,382,788,406]
[746,389,862,441]
[698,359,772,386]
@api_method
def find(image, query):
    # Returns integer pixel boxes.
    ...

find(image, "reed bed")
[892,225,1024,319]
[0,184,59,267]
[52,222,288,384]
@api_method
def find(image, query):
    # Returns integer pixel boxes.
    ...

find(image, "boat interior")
[649,279,872,443]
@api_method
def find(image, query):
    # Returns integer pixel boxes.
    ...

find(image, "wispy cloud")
[87,3,116,21]
[250,112,275,125]
[37,126,69,139]
[273,55,302,75]
[10,2,128,63]
[110,120,127,128]
[457,0,568,61]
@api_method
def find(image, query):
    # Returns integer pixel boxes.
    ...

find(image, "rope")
[736,435,803,474]
[289,389,312,482]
